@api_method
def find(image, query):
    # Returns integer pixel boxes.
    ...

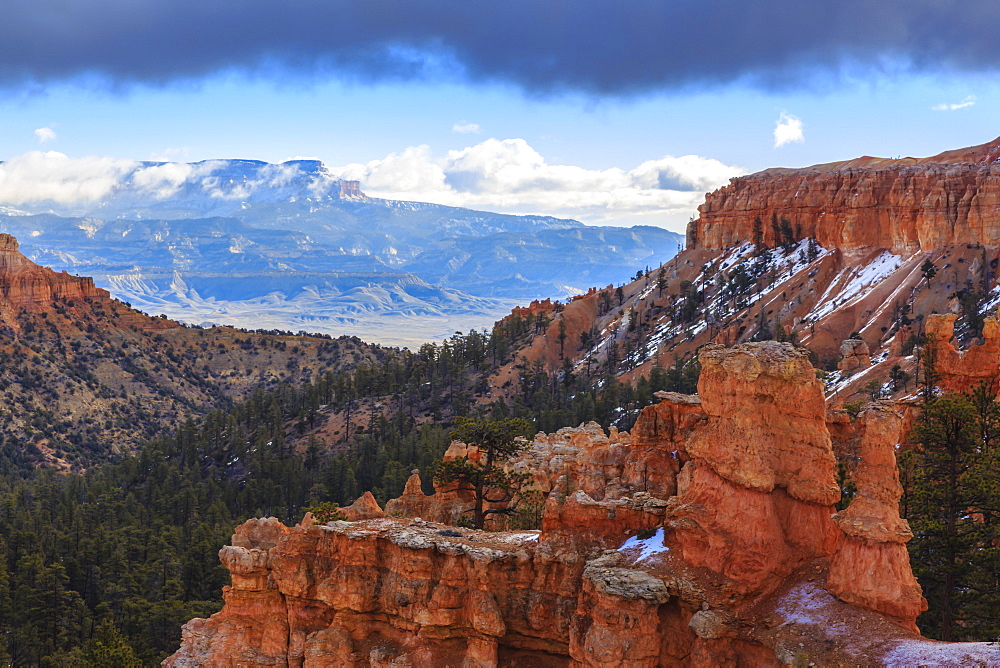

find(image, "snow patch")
[980,284,1000,313]
[809,251,903,322]
[618,527,668,561]
[774,581,853,638]
[882,638,1000,667]
[491,531,540,544]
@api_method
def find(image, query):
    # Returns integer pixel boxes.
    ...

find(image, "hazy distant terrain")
[0,159,683,345]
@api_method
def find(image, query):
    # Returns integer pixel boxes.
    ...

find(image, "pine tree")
[905,385,1000,641]
[908,393,977,640]
[921,259,938,285]
[432,416,532,529]
[74,619,143,667]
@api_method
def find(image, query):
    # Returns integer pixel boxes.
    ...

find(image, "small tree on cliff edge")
[433,416,533,529]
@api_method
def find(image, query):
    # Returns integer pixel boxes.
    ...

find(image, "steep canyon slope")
[486,137,1000,409]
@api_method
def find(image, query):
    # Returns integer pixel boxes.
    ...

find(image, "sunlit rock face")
[689,137,1000,254]
[0,232,110,315]
[157,341,998,667]
[925,311,1000,392]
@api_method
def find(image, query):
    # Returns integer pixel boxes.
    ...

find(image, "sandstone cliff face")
[162,342,993,667]
[925,311,1000,392]
[689,137,1000,253]
[688,343,839,505]
[0,233,112,321]
[826,403,925,630]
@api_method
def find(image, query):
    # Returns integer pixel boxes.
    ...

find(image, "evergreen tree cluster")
[903,381,1000,642]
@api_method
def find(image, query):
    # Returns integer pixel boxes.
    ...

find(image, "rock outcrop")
[0,233,111,319]
[838,337,872,372]
[689,137,1000,253]
[688,343,839,504]
[382,443,483,525]
[827,403,926,631]
[925,311,1000,392]
[340,492,385,522]
[167,342,994,667]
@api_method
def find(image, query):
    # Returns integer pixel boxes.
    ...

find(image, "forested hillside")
[0,234,390,472]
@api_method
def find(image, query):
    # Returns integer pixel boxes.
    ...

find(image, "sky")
[3,1,1000,233]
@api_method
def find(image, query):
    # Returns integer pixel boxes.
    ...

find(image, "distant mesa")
[0,160,682,345]
[337,180,364,198]
[0,233,113,314]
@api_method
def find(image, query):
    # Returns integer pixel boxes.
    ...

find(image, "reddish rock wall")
[925,311,1000,392]
[167,342,995,667]
[827,403,926,631]
[0,233,110,314]
[689,137,1000,253]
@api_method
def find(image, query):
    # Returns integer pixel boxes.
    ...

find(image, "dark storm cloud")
[3,0,999,94]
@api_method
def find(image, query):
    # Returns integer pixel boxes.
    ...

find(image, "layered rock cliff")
[689,137,1000,254]
[0,232,112,321]
[482,138,1000,408]
[166,342,998,667]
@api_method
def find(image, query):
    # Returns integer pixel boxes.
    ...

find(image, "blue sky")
[3,1,1000,233]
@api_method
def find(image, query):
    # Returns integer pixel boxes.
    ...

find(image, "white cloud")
[773,112,804,148]
[0,143,744,231]
[931,95,976,111]
[339,145,447,193]
[0,151,136,205]
[451,121,482,134]
[336,138,744,230]
[130,162,196,199]
[33,127,57,144]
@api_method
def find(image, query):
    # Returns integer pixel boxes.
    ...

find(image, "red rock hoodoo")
[924,311,1000,392]
[164,342,993,667]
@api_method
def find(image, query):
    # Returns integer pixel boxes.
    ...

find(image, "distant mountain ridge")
[0,158,683,344]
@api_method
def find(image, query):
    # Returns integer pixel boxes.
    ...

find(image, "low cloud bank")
[337,138,743,228]
[0,141,744,230]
